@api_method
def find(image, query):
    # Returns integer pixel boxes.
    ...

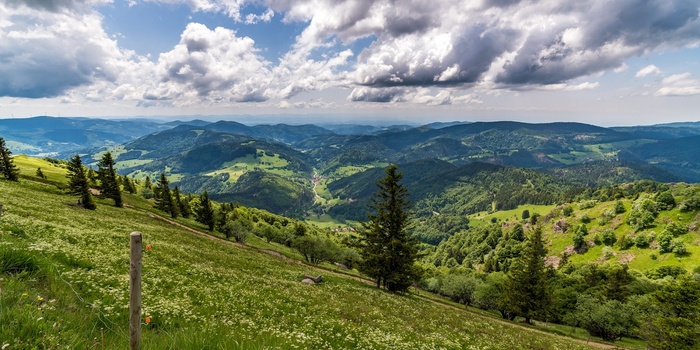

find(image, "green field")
[0,176,601,349]
[206,151,295,182]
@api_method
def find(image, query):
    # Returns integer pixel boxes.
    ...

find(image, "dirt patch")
[545,255,560,269]
[618,253,635,264]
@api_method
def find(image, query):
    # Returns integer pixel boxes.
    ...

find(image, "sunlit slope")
[0,179,596,349]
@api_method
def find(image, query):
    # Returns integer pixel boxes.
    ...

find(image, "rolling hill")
[0,160,604,349]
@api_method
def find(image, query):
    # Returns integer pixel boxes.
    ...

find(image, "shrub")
[671,239,688,256]
[665,222,689,237]
[657,231,674,253]
[579,200,597,210]
[521,209,530,220]
[441,274,481,306]
[563,206,574,217]
[634,234,650,248]
[618,234,634,250]
[614,201,626,214]
[581,213,591,224]
[569,295,636,342]
[601,230,617,246]
[655,191,676,210]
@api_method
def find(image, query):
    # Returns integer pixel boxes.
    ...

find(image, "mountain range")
[2,116,699,218]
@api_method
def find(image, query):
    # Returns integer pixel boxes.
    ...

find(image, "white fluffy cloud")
[0,2,124,98]
[151,23,272,102]
[2,0,700,108]
[655,73,700,96]
[636,65,662,78]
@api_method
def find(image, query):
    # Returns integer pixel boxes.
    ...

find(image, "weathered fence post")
[129,232,142,350]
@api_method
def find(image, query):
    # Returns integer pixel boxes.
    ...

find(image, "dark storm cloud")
[495,0,700,85]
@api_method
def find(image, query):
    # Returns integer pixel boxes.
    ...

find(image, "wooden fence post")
[130,232,142,350]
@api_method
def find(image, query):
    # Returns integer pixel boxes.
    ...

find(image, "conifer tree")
[506,227,549,324]
[97,152,122,207]
[195,191,215,231]
[66,154,96,210]
[144,176,152,189]
[36,168,46,179]
[122,175,136,194]
[358,164,420,292]
[173,186,191,218]
[0,137,20,181]
[154,173,177,218]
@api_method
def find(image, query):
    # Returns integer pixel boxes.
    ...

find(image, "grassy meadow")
[0,169,601,349]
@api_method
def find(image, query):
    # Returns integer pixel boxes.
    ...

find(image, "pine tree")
[97,152,122,207]
[144,176,152,189]
[66,154,96,210]
[358,164,421,292]
[173,186,191,218]
[122,175,136,194]
[195,191,215,231]
[154,173,177,218]
[0,137,20,181]
[36,168,46,179]
[506,227,549,324]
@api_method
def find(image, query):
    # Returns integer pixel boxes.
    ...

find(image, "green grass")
[206,151,296,182]
[0,178,600,349]
[469,204,556,227]
[13,155,68,183]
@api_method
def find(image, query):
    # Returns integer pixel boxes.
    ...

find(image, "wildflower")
[37,296,44,302]
[2,343,9,349]
[37,317,44,321]
[145,316,151,324]
[22,292,28,297]
[145,244,152,252]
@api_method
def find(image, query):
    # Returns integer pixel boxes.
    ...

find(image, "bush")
[581,213,591,224]
[601,230,617,246]
[292,235,340,264]
[657,231,674,253]
[569,295,636,342]
[221,220,248,243]
[671,239,688,256]
[563,206,574,217]
[441,274,481,306]
[634,234,650,248]
[618,234,634,250]
[614,201,626,214]
[579,200,597,210]
[521,209,530,220]
[655,191,676,210]
[666,222,689,237]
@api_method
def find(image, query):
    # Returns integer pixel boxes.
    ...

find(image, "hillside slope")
[0,176,599,349]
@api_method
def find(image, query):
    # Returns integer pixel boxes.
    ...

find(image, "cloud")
[5,0,109,12]
[655,73,700,96]
[636,65,662,78]
[0,3,124,98]
[152,23,272,102]
[273,0,700,98]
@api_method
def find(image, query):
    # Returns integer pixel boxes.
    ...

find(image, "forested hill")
[326,160,572,222]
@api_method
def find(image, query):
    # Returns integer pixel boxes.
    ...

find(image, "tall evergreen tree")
[506,227,549,324]
[66,155,96,210]
[154,173,177,218]
[195,191,215,231]
[144,176,152,189]
[0,137,20,181]
[173,186,191,218]
[358,164,421,292]
[97,152,122,207]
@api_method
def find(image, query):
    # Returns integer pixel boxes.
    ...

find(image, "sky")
[0,0,699,126]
